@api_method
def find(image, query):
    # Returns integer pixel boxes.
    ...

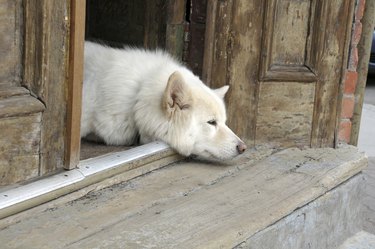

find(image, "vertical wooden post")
[350,0,375,145]
[65,0,86,169]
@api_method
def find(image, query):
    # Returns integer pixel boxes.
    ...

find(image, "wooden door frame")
[65,0,86,169]
[65,0,184,170]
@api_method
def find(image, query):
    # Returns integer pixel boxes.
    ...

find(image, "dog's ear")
[214,85,229,99]
[163,71,193,115]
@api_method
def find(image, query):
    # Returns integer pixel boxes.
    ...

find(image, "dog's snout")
[236,141,247,154]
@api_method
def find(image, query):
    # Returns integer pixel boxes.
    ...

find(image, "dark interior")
[85,0,168,49]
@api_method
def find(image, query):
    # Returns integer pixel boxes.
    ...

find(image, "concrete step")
[339,231,375,249]
[0,145,367,249]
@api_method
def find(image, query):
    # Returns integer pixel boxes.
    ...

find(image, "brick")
[351,21,362,46]
[355,0,366,21]
[344,71,358,94]
[338,120,352,143]
[348,47,358,71]
[341,95,355,118]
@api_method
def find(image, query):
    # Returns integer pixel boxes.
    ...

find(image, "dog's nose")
[237,141,247,154]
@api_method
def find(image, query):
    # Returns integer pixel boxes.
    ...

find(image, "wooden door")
[203,0,354,148]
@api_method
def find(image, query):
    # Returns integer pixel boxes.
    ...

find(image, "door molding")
[259,0,321,82]
[65,0,86,169]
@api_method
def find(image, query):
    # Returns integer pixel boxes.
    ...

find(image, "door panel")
[260,0,318,82]
[0,0,22,86]
[204,0,354,148]
[255,82,315,147]
[271,0,311,67]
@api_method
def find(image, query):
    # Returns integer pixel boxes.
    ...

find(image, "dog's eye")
[207,120,217,126]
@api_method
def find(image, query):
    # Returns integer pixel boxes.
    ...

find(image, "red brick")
[348,47,358,71]
[338,120,352,143]
[351,21,362,46]
[344,71,358,94]
[341,95,355,118]
[355,0,366,21]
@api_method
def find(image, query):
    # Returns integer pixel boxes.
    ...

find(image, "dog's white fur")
[81,41,246,160]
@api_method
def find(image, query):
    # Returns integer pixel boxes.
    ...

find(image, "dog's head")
[162,71,246,161]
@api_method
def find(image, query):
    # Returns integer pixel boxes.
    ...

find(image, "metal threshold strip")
[0,141,180,219]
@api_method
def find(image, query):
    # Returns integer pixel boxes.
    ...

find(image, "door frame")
[65,0,85,169]
[65,0,184,170]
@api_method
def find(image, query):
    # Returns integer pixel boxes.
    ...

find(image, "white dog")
[81,41,246,160]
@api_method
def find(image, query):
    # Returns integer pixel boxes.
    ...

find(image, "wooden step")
[0,146,367,248]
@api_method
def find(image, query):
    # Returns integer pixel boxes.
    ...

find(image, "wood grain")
[259,0,317,82]
[271,0,311,66]
[0,146,366,248]
[0,95,44,119]
[0,86,29,99]
[23,0,70,174]
[203,0,264,144]
[350,0,375,145]
[256,82,315,147]
[0,0,22,86]
[0,114,42,185]
[203,0,232,88]
[310,0,353,147]
[65,0,85,170]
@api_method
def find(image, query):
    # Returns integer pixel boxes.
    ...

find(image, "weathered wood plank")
[203,0,232,87]
[256,82,315,147]
[65,0,85,170]
[0,114,42,154]
[0,155,39,186]
[225,0,264,143]
[310,0,353,147]
[0,86,29,99]
[23,0,43,96]
[0,0,22,86]
[167,0,186,25]
[350,0,375,145]
[0,146,366,248]
[271,0,311,66]
[24,0,70,173]
[0,95,45,119]
[201,0,217,83]
[62,147,367,249]
[259,0,319,82]
[0,114,42,185]
[203,0,264,144]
